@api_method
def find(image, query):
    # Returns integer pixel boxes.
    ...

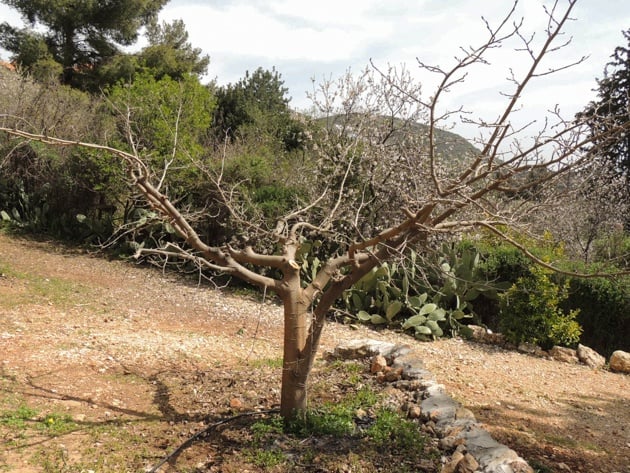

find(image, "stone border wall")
[328,339,534,473]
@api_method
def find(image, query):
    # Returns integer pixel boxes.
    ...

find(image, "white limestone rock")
[577,344,605,369]
[609,350,630,374]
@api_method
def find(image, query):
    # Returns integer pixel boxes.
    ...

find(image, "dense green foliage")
[96,19,210,88]
[560,270,630,357]
[0,62,309,249]
[337,244,507,340]
[286,383,426,454]
[475,239,629,354]
[338,234,628,355]
[139,19,209,80]
[107,72,215,165]
[0,69,124,241]
[212,67,306,151]
[499,266,582,349]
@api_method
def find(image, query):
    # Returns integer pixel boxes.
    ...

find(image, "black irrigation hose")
[148,408,280,473]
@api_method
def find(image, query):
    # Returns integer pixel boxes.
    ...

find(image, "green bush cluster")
[367,408,426,452]
[339,234,627,355]
[499,266,582,349]
[0,144,123,242]
[448,238,627,354]
[0,64,307,250]
[560,273,630,357]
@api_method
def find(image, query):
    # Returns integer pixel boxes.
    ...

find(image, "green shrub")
[475,240,532,283]
[0,145,123,242]
[252,184,303,217]
[292,406,356,437]
[561,274,630,357]
[499,267,582,349]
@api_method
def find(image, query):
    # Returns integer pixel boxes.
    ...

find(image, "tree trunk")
[279,273,311,420]
[62,25,75,86]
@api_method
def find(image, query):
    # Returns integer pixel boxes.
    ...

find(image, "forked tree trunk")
[279,273,312,419]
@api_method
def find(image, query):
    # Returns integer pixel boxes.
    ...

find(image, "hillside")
[315,113,480,164]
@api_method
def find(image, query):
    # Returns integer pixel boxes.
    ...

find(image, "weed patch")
[0,405,77,436]
[244,448,286,468]
[367,408,426,452]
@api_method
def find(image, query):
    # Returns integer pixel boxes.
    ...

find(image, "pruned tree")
[538,165,629,263]
[2,0,629,420]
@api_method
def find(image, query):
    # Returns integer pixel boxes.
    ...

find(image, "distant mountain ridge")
[314,113,480,165]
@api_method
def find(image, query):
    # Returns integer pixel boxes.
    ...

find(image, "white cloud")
[1,0,628,140]
[162,2,387,63]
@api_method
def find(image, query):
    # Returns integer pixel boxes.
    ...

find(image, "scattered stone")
[444,425,466,439]
[517,342,547,356]
[229,398,243,409]
[421,391,458,425]
[457,453,479,473]
[485,332,506,345]
[455,406,476,422]
[334,339,533,473]
[441,450,464,473]
[549,346,578,364]
[391,352,433,380]
[384,366,403,382]
[509,460,535,473]
[440,435,466,450]
[609,350,630,374]
[422,422,436,436]
[328,339,410,361]
[467,325,487,342]
[370,354,388,373]
[407,404,421,419]
[577,344,606,369]
[392,379,423,391]
[454,443,467,454]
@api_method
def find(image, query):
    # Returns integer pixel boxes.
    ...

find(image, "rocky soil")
[0,233,629,472]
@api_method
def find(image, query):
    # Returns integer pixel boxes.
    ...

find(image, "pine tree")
[581,29,630,179]
[213,67,304,150]
[139,19,210,80]
[0,0,168,87]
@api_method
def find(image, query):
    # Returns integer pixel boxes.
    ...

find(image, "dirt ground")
[0,233,629,472]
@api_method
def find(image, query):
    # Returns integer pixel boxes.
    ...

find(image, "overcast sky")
[1,0,628,139]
